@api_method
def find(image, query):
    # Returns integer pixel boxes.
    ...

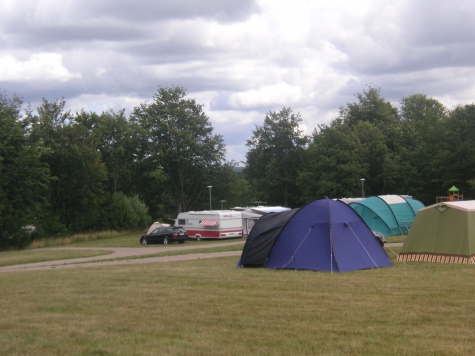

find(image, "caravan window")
[178,219,186,225]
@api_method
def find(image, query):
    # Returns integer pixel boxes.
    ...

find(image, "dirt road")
[0,240,245,273]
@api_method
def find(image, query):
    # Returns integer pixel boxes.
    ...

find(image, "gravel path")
[0,241,245,273]
[0,241,402,273]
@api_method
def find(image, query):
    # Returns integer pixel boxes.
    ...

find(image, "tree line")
[2,85,475,247]
[0,87,239,247]
[247,87,475,208]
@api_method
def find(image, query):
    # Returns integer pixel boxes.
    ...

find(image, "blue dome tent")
[237,198,392,273]
[349,195,424,236]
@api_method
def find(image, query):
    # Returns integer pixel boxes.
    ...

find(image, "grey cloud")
[1,80,83,109]
[2,0,261,31]
[400,1,475,47]
[88,0,262,23]
[2,0,260,51]
[9,24,148,48]
[341,44,475,76]
[212,120,255,145]
[331,1,475,77]
[119,37,224,65]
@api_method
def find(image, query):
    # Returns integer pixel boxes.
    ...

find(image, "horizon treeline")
[246,87,475,209]
[2,85,475,247]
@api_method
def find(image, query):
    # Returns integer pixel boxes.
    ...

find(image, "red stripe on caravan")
[186,229,221,238]
[186,229,243,239]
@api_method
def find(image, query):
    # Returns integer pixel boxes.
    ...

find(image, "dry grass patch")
[0,249,113,267]
[1,252,474,355]
[27,230,142,249]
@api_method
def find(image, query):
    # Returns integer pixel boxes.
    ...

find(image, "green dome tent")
[398,201,475,264]
[349,195,424,236]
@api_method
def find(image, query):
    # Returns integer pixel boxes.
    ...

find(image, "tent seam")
[263,209,301,267]
[349,202,392,236]
[280,226,313,268]
[347,223,378,268]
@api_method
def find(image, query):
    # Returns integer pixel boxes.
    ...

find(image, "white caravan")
[176,210,244,240]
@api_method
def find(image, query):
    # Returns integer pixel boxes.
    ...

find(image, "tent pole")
[328,198,334,273]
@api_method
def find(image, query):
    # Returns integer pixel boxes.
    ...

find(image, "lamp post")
[360,178,365,198]
[207,186,212,210]
[220,200,226,210]
[250,201,267,206]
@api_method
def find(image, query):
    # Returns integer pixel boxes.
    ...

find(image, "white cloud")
[66,93,143,114]
[0,53,81,82]
[208,108,262,125]
[228,82,302,108]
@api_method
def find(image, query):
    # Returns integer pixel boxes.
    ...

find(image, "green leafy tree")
[245,107,308,207]
[130,164,175,222]
[299,90,448,204]
[433,104,475,200]
[201,161,242,210]
[109,192,138,231]
[78,110,136,194]
[129,195,152,230]
[299,88,402,200]
[298,121,366,200]
[29,99,108,232]
[108,193,151,231]
[0,92,50,247]
[395,94,448,204]
[131,86,227,214]
[341,86,399,147]
[338,87,399,194]
[225,172,253,209]
[468,178,475,195]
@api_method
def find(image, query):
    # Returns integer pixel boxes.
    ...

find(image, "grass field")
[1,237,474,355]
[385,235,407,244]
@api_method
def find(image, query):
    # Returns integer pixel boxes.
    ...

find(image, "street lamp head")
[207,186,212,189]
[360,178,365,182]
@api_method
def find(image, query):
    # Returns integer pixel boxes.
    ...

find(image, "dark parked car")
[372,231,386,246]
[140,226,188,245]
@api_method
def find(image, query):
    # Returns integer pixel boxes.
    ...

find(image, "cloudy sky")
[1,0,475,164]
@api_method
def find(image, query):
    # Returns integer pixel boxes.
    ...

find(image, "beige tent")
[398,201,475,264]
[146,222,170,235]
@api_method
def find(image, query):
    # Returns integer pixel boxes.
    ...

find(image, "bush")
[129,195,152,229]
[109,193,151,231]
